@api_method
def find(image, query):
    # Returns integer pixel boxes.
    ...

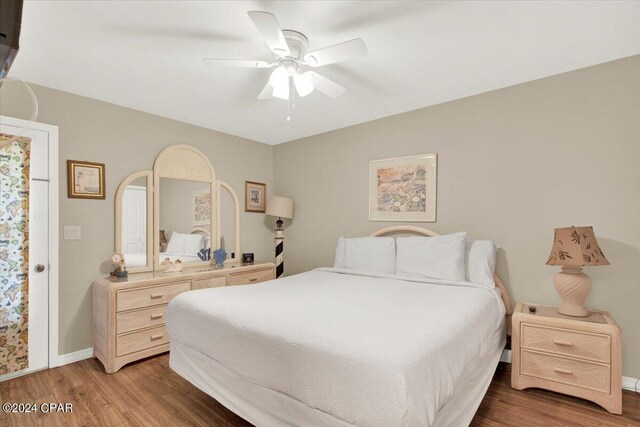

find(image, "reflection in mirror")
[159,178,212,264]
[220,187,236,259]
[121,177,148,268]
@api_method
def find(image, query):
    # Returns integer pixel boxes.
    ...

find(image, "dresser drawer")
[116,325,168,357]
[522,324,610,363]
[117,305,167,334]
[117,281,190,312]
[193,276,227,290]
[229,269,274,286]
[521,349,610,393]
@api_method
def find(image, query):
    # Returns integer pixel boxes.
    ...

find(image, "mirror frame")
[153,144,217,270]
[114,171,154,273]
[218,180,241,262]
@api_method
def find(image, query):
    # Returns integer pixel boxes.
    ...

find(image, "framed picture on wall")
[245,181,266,213]
[67,160,106,199]
[369,153,437,222]
[191,188,211,226]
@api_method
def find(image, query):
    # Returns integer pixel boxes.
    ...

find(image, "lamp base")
[554,266,591,317]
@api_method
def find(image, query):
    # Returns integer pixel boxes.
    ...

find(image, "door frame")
[0,115,59,374]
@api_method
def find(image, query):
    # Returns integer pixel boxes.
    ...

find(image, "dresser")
[511,303,622,414]
[93,262,275,373]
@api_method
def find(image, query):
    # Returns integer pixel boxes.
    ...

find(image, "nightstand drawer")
[522,324,610,363]
[521,349,610,393]
[229,269,274,286]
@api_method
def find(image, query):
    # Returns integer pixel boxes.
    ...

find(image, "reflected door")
[122,185,147,254]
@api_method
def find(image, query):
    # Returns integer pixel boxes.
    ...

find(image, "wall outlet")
[64,226,81,240]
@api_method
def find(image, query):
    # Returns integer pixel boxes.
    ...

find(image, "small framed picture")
[67,160,106,199]
[191,187,211,226]
[245,181,266,213]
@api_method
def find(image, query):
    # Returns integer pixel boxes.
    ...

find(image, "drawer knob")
[150,313,163,320]
[150,334,164,341]
[249,278,258,282]
[553,339,574,346]
[553,367,573,375]
[150,293,164,299]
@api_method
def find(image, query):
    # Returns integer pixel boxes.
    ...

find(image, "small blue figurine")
[213,248,227,266]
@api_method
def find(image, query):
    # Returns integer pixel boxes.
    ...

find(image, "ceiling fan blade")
[257,82,273,99]
[203,58,273,68]
[307,71,346,97]
[247,11,291,57]
[305,38,367,67]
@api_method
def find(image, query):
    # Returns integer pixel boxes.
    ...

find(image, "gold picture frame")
[244,181,266,213]
[67,160,106,199]
[369,153,437,222]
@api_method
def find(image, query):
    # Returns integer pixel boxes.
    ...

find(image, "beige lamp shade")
[546,226,609,267]
[266,196,294,219]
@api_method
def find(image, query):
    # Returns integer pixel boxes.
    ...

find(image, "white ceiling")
[10,1,640,145]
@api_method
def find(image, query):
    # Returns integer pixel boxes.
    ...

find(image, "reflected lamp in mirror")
[159,230,168,252]
[546,226,609,317]
[266,196,294,278]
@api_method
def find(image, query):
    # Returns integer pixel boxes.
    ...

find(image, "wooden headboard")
[370,226,513,316]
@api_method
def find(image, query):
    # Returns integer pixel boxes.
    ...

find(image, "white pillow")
[466,240,498,287]
[165,232,184,254]
[183,233,204,256]
[333,237,396,274]
[396,232,467,281]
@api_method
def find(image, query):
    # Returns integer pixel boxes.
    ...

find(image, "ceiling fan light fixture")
[269,66,289,99]
[293,72,314,97]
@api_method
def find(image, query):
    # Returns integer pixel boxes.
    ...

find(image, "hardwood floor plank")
[1,356,638,426]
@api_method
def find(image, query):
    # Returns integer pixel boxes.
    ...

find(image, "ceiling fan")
[203,11,367,103]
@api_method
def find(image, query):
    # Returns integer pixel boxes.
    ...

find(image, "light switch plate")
[64,226,81,240]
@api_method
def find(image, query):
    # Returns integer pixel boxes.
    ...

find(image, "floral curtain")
[0,134,31,375]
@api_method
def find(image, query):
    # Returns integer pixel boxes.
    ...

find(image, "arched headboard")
[370,226,513,316]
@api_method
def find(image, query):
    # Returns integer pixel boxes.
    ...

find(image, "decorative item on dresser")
[93,262,275,373]
[546,226,610,317]
[266,195,294,278]
[511,303,622,414]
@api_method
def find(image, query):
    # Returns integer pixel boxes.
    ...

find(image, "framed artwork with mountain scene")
[369,154,437,222]
[67,160,106,199]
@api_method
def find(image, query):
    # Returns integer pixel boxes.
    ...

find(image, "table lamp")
[546,226,609,317]
[266,196,294,278]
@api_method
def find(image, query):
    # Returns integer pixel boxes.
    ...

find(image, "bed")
[125,228,209,267]
[166,226,512,427]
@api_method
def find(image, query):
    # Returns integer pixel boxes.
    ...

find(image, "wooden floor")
[1,356,639,426]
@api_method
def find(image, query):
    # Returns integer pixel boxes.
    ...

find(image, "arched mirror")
[115,171,153,272]
[218,181,240,262]
[154,145,217,270]
[114,144,242,270]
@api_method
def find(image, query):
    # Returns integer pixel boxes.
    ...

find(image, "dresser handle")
[553,339,574,346]
[553,367,573,375]
[150,334,164,341]
[150,293,164,299]
[150,313,163,320]
[249,278,258,282]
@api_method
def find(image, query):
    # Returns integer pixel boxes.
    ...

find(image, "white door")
[122,185,147,254]
[0,121,51,379]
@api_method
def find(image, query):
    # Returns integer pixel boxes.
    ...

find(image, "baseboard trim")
[53,347,93,368]
[501,349,639,392]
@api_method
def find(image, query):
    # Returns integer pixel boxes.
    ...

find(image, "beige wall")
[274,55,640,378]
[2,84,275,355]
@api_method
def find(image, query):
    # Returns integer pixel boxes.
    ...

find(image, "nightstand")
[511,303,622,414]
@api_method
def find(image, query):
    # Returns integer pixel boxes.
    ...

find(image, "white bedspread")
[167,268,505,427]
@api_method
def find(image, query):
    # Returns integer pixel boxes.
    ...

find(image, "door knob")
[34,264,46,273]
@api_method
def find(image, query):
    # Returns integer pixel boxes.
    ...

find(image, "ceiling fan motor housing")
[281,30,309,60]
